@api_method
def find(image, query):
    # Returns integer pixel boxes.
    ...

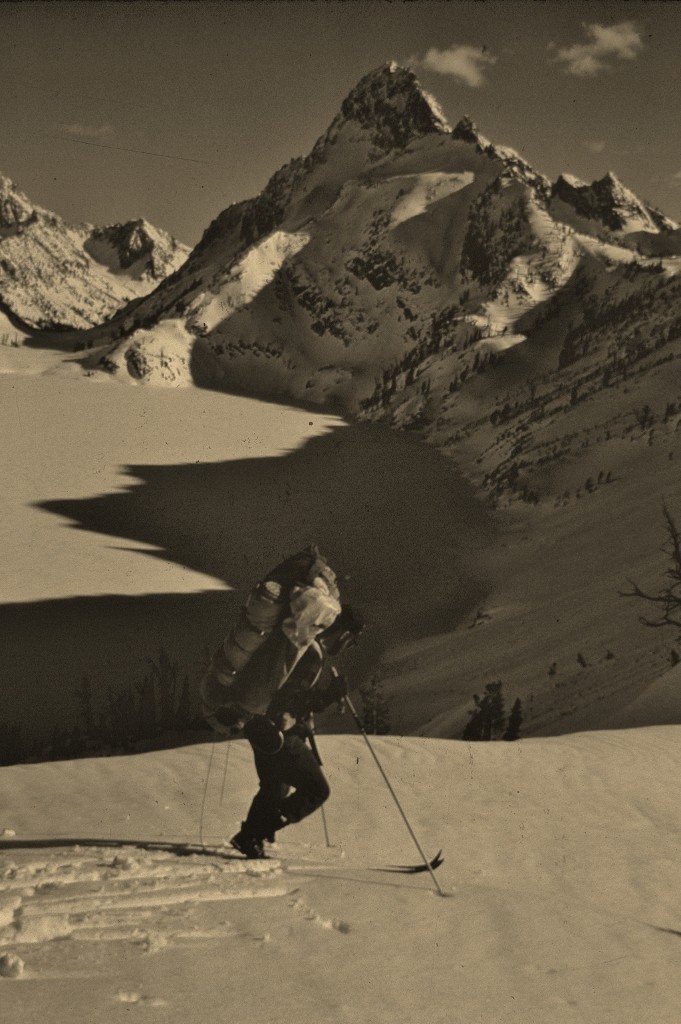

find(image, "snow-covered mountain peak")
[0,171,21,195]
[0,173,37,230]
[84,217,187,280]
[602,169,624,187]
[336,63,451,150]
[596,170,641,207]
[231,63,456,249]
[79,60,681,435]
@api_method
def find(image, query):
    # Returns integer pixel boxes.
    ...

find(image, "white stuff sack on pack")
[281,576,342,648]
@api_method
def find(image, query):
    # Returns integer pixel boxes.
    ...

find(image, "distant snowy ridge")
[551,170,678,237]
[0,174,190,330]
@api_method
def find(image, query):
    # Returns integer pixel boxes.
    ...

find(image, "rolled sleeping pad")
[222,580,284,674]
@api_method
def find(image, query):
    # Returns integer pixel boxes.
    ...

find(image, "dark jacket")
[265,639,342,725]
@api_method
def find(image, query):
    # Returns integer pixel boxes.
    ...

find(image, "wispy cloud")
[56,122,115,141]
[583,140,606,154]
[673,171,681,182]
[416,44,498,87]
[553,21,643,77]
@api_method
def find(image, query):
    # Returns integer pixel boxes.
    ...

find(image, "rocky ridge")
[0,174,189,330]
[551,170,677,238]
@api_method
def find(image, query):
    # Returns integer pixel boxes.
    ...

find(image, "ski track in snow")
[0,844,349,960]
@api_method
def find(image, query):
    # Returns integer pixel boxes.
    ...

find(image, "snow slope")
[1,729,680,1023]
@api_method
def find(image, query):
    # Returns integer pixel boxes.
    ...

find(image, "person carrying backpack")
[232,604,364,858]
[200,546,364,858]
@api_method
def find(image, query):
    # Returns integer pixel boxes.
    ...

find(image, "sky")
[2,0,680,245]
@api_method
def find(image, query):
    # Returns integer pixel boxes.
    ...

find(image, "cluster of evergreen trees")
[1,650,201,767]
[356,673,524,742]
[462,681,523,741]
[359,311,486,414]
[2,656,531,769]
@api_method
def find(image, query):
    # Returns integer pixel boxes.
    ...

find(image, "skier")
[230,603,364,859]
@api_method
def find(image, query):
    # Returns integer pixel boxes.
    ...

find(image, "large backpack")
[203,545,341,720]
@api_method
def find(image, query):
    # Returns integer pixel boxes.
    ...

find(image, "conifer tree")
[485,681,506,739]
[503,698,523,741]
[359,673,392,735]
[462,681,506,740]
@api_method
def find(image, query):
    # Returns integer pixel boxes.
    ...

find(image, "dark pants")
[243,732,330,840]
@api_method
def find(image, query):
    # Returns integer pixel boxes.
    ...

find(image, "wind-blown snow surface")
[1,730,680,1022]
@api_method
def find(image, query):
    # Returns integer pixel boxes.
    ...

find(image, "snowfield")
[1,729,680,1023]
[0,349,342,604]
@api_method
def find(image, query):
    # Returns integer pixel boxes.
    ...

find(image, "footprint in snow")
[288,895,350,934]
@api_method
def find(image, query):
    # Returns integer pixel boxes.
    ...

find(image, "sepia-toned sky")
[2,0,680,244]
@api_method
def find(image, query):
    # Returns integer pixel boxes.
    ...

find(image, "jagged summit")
[452,116,491,150]
[87,218,184,277]
[0,174,38,230]
[552,170,678,235]
[234,62,455,247]
[336,62,451,150]
[0,172,21,194]
[556,172,588,191]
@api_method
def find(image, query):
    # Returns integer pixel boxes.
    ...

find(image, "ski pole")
[198,738,218,848]
[339,681,446,897]
[306,716,333,848]
[219,738,232,807]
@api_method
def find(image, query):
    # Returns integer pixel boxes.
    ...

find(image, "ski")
[0,838,443,876]
[374,849,444,874]
[278,850,444,875]
[0,837,257,863]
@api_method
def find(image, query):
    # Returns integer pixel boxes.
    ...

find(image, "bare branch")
[620,578,671,605]
[622,507,681,641]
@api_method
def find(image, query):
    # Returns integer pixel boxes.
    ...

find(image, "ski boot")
[230,826,267,859]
